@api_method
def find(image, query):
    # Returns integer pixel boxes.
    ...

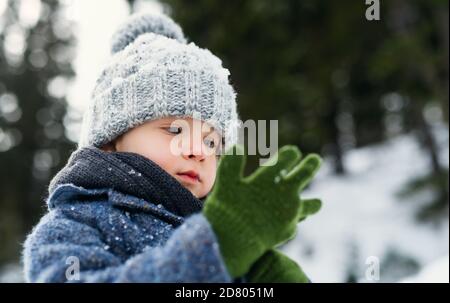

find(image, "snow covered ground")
[282,123,449,283]
[401,255,449,283]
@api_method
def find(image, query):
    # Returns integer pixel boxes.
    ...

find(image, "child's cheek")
[206,166,218,192]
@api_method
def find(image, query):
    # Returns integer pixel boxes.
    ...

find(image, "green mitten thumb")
[297,198,322,222]
[246,249,309,283]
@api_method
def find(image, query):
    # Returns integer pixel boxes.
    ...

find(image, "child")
[22,12,322,283]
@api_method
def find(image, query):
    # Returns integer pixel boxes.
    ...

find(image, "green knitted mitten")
[203,144,322,278]
[246,249,309,283]
[246,198,322,283]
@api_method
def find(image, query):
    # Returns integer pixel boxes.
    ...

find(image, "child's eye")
[204,138,216,149]
[167,126,182,134]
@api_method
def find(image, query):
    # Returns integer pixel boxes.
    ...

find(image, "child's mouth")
[176,171,200,184]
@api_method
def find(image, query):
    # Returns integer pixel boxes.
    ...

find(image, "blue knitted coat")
[22,147,234,283]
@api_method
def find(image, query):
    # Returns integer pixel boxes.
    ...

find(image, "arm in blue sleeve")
[23,212,232,283]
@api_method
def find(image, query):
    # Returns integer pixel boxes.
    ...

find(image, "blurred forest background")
[0,0,448,282]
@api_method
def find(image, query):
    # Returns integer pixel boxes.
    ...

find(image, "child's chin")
[189,188,204,199]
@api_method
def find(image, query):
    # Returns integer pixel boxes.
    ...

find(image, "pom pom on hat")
[110,12,187,54]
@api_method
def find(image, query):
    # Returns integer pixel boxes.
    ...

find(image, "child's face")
[102,117,222,199]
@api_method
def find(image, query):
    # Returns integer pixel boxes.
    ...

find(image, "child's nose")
[181,137,206,161]
[183,152,206,162]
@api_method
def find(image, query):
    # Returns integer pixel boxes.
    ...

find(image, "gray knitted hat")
[78,12,240,150]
